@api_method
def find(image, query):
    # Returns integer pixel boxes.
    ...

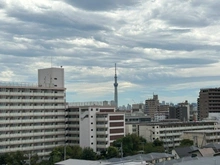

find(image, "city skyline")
[0,0,220,106]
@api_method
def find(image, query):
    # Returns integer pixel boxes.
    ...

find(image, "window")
[54,78,57,80]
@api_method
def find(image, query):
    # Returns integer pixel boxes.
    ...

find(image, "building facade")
[139,121,217,149]
[0,68,66,157]
[66,105,125,152]
[198,88,220,120]
[145,95,159,118]
[182,130,220,147]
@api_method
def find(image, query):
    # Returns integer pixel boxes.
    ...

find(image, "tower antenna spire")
[114,63,118,109]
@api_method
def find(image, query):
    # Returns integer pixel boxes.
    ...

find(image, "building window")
[91,129,93,131]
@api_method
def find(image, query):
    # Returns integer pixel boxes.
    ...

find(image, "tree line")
[0,134,166,165]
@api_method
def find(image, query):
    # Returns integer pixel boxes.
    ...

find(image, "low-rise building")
[181,130,220,147]
[139,121,217,148]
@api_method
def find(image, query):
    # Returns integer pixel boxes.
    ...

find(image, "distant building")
[132,103,145,113]
[169,101,191,121]
[198,88,220,120]
[145,95,159,118]
[169,106,188,121]
[145,95,169,120]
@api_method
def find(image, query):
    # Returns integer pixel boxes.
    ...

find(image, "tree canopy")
[112,134,164,156]
[180,139,194,147]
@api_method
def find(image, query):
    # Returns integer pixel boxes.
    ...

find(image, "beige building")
[182,130,220,147]
[66,105,125,152]
[145,95,159,118]
[139,121,217,149]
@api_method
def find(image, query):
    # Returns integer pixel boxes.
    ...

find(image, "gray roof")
[56,153,175,165]
[55,159,146,165]
[174,156,220,165]
[203,143,220,150]
[107,153,174,162]
[174,146,199,158]
[155,157,199,165]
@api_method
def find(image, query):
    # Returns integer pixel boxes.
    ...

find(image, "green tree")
[81,147,97,160]
[153,139,163,146]
[112,134,146,156]
[5,151,27,165]
[70,145,83,159]
[107,146,119,158]
[180,139,193,147]
[49,146,63,164]
[38,159,51,165]
[30,154,39,165]
[0,154,6,165]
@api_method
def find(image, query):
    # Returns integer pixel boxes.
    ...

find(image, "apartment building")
[169,106,188,121]
[182,130,220,147]
[0,67,66,157]
[139,121,217,149]
[66,105,125,152]
[198,88,220,120]
[145,95,159,118]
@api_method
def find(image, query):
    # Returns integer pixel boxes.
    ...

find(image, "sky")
[0,0,220,106]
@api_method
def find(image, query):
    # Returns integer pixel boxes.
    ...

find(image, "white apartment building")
[139,121,217,149]
[0,67,66,157]
[66,105,125,152]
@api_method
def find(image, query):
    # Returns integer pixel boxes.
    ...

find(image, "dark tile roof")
[174,146,199,158]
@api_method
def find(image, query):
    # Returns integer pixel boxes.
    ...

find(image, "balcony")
[96,124,108,128]
[96,144,107,148]
[96,118,108,122]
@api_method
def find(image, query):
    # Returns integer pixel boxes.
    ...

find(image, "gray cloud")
[0,0,220,105]
[63,0,139,11]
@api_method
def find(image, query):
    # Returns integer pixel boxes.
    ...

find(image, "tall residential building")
[0,67,66,157]
[145,95,159,118]
[66,105,125,153]
[198,88,220,120]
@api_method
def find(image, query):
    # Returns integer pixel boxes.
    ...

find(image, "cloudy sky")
[0,0,220,106]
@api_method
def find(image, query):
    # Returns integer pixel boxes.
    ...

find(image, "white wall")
[38,68,64,88]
